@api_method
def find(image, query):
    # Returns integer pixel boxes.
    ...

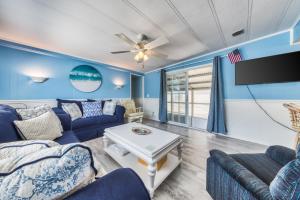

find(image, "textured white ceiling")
[0,0,299,72]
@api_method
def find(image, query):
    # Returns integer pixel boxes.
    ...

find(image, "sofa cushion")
[16,105,51,120]
[103,101,116,115]
[57,99,85,112]
[82,102,102,118]
[55,130,80,145]
[231,153,282,185]
[66,168,151,200]
[0,142,97,200]
[14,111,63,140]
[62,103,82,121]
[72,115,119,130]
[270,158,300,199]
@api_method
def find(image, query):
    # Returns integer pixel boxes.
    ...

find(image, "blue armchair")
[206,145,296,200]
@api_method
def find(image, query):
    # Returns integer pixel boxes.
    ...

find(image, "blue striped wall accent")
[293,20,300,43]
[144,31,300,99]
[0,40,141,100]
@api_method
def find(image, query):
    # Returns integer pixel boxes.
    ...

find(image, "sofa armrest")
[115,105,125,122]
[209,150,273,200]
[266,145,295,166]
[52,108,71,131]
[66,168,150,200]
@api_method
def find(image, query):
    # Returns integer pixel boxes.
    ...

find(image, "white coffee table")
[103,123,183,197]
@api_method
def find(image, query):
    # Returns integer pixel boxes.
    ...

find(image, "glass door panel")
[167,65,212,129]
[167,72,188,125]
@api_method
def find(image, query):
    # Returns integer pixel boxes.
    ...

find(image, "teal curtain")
[207,56,227,134]
[159,69,168,123]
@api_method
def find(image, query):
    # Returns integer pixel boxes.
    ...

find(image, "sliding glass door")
[167,72,188,125]
[167,64,212,129]
[187,66,212,129]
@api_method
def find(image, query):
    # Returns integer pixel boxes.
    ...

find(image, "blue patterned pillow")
[82,102,102,118]
[270,158,300,199]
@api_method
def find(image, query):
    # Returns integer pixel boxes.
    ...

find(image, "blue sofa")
[206,146,296,200]
[54,99,125,142]
[0,104,150,200]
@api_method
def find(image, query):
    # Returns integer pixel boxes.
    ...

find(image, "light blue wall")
[0,41,135,100]
[294,20,300,43]
[144,31,300,99]
[144,71,160,98]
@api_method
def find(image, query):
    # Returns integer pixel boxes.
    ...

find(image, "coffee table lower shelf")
[104,146,181,193]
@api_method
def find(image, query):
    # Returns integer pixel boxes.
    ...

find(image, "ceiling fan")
[111,33,169,65]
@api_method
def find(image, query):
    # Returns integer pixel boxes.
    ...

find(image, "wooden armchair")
[283,103,300,148]
[122,100,144,123]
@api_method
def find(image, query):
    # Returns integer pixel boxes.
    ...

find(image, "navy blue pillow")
[270,158,300,199]
[87,99,96,102]
[56,99,85,112]
[0,105,22,142]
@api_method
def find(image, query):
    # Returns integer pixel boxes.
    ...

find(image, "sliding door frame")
[166,63,213,130]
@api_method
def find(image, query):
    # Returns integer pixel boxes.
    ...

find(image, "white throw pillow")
[62,103,82,121]
[17,105,63,132]
[103,101,116,115]
[14,111,63,140]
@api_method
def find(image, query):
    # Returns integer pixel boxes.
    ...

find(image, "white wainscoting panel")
[143,98,297,147]
[0,99,58,108]
[143,98,160,121]
[0,98,130,108]
[225,99,297,148]
[1,98,296,147]
[133,98,144,108]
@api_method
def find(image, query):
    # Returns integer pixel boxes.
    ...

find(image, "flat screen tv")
[235,51,300,85]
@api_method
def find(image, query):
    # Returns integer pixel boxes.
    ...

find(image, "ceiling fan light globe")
[134,54,140,61]
[137,51,144,57]
[144,54,149,61]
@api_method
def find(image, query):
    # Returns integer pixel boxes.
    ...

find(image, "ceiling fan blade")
[147,50,168,59]
[115,33,136,47]
[144,36,169,50]
[110,50,131,54]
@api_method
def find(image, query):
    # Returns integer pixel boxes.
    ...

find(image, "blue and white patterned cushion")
[16,105,52,120]
[102,101,116,116]
[0,141,97,200]
[62,103,82,121]
[270,158,300,199]
[81,101,102,118]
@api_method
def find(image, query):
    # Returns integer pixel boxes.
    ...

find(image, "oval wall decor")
[70,65,102,92]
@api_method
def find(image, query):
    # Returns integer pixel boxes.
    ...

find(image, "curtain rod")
[166,54,227,71]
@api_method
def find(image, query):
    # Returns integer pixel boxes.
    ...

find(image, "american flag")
[228,49,242,64]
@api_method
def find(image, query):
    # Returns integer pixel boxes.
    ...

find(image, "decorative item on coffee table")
[138,155,167,171]
[132,127,152,135]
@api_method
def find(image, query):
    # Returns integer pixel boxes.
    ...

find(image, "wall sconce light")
[113,79,124,89]
[30,76,49,83]
[115,83,124,89]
